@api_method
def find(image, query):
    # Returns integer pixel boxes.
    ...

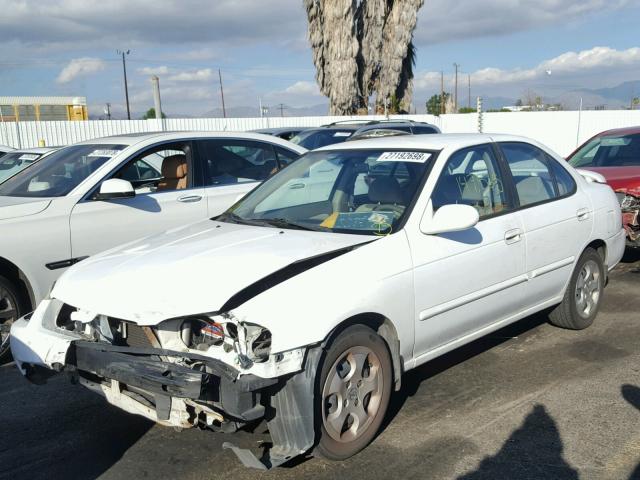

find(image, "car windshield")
[0,144,127,197]
[0,151,44,184]
[219,148,435,235]
[290,129,354,149]
[569,133,640,168]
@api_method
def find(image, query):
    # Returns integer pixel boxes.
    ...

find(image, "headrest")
[161,155,187,179]
[368,176,404,204]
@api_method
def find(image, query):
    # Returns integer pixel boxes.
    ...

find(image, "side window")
[549,159,576,196]
[431,144,508,219]
[113,142,191,194]
[412,125,438,134]
[500,142,563,207]
[275,147,300,168]
[199,140,277,186]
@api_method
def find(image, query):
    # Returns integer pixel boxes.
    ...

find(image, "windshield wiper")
[215,212,264,226]
[262,218,324,231]
[216,212,323,231]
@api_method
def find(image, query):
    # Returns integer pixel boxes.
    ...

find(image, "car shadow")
[110,194,161,212]
[457,404,579,479]
[621,385,640,480]
[382,312,549,431]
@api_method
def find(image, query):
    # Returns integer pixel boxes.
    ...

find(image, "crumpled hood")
[53,220,368,324]
[580,166,640,195]
[0,196,52,220]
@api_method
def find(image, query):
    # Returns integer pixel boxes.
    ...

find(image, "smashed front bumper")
[10,301,321,469]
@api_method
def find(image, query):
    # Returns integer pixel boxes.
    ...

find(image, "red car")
[568,126,640,247]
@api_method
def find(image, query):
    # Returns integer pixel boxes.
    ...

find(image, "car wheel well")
[327,313,403,391]
[585,240,606,264]
[0,257,33,310]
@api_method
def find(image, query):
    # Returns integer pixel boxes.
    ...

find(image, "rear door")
[497,141,591,308]
[411,144,527,357]
[70,140,207,257]
[196,139,296,217]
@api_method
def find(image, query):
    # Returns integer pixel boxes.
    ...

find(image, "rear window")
[290,129,353,149]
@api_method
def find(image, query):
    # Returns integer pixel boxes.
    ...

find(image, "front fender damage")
[223,345,322,469]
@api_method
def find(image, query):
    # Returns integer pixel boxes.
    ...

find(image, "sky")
[1,0,640,117]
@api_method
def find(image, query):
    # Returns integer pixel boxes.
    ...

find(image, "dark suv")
[290,119,440,149]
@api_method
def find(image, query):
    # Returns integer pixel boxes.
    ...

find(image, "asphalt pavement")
[1,252,639,480]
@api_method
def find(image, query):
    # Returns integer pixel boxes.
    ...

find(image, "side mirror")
[95,178,135,201]
[421,203,479,235]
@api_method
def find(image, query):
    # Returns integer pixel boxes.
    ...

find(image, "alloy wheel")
[575,259,601,318]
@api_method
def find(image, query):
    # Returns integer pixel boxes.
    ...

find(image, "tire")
[549,248,604,330]
[315,325,392,461]
[0,275,25,363]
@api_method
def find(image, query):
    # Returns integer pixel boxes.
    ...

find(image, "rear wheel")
[549,248,604,330]
[0,275,25,363]
[315,325,392,460]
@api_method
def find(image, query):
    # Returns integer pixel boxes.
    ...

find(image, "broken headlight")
[180,316,271,364]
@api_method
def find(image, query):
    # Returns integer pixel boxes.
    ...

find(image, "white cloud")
[137,65,170,76]
[415,46,640,90]
[167,68,214,82]
[56,57,106,83]
[284,81,321,96]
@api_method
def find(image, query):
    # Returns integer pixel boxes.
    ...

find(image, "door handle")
[504,228,523,244]
[576,208,590,221]
[177,195,203,203]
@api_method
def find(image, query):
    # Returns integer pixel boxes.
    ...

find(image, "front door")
[410,144,526,358]
[70,141,207,258]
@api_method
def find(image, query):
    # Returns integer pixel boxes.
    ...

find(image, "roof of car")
[73,131,308,152]
[317,133,536,152]
[252,127,303,134]
[11,146,58,154]
[593,126,640,137]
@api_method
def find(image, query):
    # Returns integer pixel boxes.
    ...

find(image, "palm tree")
[304,0,424,115]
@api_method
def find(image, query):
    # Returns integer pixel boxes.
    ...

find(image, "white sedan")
[11,134,625,469]
[0,132,305,360]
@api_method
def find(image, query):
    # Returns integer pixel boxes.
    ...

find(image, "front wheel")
[315,325,392,461]
[549,248,604,330]
[0,275,24,363]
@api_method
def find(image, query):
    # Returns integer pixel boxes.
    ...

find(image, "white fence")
[2,110,640,157]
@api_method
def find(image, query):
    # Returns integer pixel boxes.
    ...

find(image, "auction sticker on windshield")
[377,151,431,163]
[87,149,123,157]
[18,154,40,161]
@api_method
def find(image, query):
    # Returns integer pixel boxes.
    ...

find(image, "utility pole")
[440,71,445,114]
[468,74,471,110]
[218,69,227,118]
[453,63,460,113]
[104,103,111,120]
[117,50,131,120]
[277,103,287,117]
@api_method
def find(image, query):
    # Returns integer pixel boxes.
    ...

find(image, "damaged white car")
[11,134,626,469]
